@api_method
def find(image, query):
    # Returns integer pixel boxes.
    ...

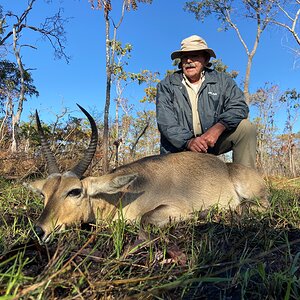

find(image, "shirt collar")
[182,70,205,86]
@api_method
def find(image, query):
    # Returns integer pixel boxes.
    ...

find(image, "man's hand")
[187,123,226,153]
[187,136,209,152]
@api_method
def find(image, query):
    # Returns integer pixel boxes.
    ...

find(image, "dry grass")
[0,177,300,299]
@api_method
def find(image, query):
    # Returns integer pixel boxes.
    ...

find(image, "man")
[156,35,257,169]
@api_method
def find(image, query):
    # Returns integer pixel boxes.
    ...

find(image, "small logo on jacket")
[208,91,218,96]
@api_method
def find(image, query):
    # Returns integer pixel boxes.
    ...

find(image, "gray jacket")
[156,68,249,154]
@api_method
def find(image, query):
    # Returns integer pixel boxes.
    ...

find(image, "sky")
[1,0,300,132]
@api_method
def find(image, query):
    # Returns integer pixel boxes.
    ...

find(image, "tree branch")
[130,119,149,155]
[1,3,70,61]
[271,3,300,46]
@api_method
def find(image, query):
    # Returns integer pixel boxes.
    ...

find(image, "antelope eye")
[67,189,82,197]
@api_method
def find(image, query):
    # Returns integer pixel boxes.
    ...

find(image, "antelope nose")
[34,226,45,239]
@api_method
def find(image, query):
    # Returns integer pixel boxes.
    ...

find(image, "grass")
[0,177,300,299]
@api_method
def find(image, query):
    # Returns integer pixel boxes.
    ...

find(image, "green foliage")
[279,88,300,133]
[110,202,126,258]
[112,41,132,57]
[211,58,239,78]
[132,70,160,103]
[111,41,133,79]
[280,88,300,107]
[0,60,39,102]
[184,0,234,30]
[108,40,160,162]
[110,41,159,103]
[184,0,280,30]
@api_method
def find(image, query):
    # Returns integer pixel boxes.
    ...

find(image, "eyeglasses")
[181,51,209,61]
[181,54,203,60]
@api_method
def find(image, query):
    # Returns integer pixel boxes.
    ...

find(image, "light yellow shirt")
[182,71,205,136]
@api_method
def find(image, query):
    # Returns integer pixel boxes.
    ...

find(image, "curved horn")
[70,104,98,178]
[35,110,60,174]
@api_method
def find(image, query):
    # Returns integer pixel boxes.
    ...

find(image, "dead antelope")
[28,105,268,242]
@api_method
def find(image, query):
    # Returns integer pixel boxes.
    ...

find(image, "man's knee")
[236,119,256,139]
[232,119,257,168]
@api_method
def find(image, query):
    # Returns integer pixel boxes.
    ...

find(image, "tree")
[251,83,279,173]
[110,42,160,165]
[184,0,284,104]
[271,1,300,61]
[0,5,3,36]
[279,88,300,177]
[0,60,39,146]
[251,85,300,177]
[211,58,239,78]
[110,41,133,166]
[89,0,152,173]
[0,0,69,152]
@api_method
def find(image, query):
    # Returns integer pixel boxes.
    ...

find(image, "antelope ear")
[24,179,47,194]
[84,174,138,196]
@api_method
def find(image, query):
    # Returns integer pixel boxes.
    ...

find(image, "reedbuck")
[28,105,268,242]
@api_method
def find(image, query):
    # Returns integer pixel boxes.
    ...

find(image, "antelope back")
[85,152,267,224]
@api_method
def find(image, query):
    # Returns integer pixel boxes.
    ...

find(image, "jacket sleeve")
[156,80,194,150]
[217,75,249,130]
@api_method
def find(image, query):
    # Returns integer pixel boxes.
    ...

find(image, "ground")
[0,177,300,299]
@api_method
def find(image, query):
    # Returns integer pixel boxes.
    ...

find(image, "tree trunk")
[0,98,10,144]
[102,8,111,173]
[114,97,120,168]
[102,1,126,173]
[244,54,253,105]
[11,27,26,152]
[243,25,261,105]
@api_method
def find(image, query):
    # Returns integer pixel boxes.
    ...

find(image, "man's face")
[181,51,209,82]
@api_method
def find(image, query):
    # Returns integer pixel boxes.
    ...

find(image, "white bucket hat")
[171,35,216,60]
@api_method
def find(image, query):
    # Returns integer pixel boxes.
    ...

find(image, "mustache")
[182,62,196,68]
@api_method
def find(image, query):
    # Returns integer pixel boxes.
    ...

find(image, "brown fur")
[28,152,268,241]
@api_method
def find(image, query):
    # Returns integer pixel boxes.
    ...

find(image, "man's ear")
[23,179,47,194]
[83,174,138,196]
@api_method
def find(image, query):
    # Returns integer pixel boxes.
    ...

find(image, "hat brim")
[171,49,216,60]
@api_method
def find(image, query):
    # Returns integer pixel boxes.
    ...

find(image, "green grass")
[0,177,300,299]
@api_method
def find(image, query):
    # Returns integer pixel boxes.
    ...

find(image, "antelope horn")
[70,104,98,178]
[35,110,60,174]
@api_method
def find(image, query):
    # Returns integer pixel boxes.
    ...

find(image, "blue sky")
[2,0,300,132]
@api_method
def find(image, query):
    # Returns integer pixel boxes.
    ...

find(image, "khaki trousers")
[208,119,257,169]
